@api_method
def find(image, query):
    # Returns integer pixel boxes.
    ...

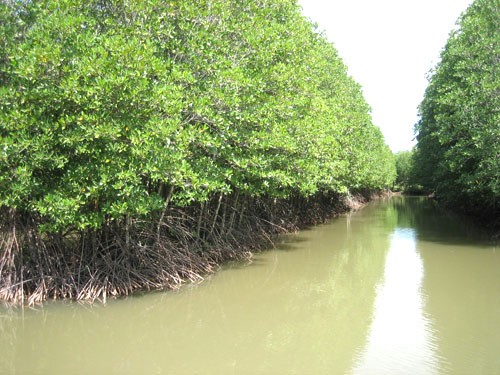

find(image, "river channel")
[1,196,499,374]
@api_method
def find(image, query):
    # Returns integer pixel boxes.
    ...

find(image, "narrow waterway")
[1,196,499,374]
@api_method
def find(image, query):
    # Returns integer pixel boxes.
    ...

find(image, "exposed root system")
[0,191,377,306]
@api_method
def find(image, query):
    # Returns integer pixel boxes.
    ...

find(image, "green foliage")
[414,0,499,218]
[0,0,395,232]
[393,149,424,194]
[394,150,413,191]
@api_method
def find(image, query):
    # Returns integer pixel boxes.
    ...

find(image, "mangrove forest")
[0,0,396,305]
[412,0,499,227]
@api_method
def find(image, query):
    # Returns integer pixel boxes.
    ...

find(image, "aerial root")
[0,191,369,306]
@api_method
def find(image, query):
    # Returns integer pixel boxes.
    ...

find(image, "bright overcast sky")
[297,0,474,152]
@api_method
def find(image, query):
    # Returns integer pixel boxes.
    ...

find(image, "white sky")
[297,0,474,152]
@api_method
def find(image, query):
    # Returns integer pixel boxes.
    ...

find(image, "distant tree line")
[412,0,499,225]
[393,150,421,194]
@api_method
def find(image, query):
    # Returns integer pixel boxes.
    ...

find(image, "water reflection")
[352,228,440,374]
[0,203,393,375]
[0,197,499,374]
[387,196,493,246]
[419,233,500,374]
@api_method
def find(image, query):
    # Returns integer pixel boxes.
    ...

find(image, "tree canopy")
[0,0,395,232]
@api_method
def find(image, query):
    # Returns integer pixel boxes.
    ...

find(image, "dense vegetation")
[394,150,412,192]
[413,0,499,225]
[0,0,395,304]
[392,150,424,194]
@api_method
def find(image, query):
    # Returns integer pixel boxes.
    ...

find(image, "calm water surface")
[1,197,499,374]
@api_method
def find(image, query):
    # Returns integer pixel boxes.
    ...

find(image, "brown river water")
[0,196,499,374]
